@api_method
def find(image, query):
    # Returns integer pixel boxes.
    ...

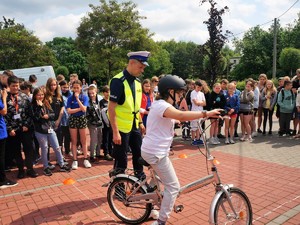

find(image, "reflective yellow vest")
[111,72,142,133]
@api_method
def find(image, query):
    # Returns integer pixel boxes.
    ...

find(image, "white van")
[1,66,56,87]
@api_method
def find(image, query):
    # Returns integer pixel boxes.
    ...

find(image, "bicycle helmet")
[158,75,186,95]
[158,75,186,107]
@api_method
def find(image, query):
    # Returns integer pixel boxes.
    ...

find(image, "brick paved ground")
[0,119,299,225]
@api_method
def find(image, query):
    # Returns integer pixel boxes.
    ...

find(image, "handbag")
[239,102,252,112]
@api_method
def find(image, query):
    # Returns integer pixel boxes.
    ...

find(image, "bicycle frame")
[179,118,223,194]
[105,117,247,224]
[124,119,225,202]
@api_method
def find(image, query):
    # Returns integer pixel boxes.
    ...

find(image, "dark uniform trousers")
[112,126,144,177]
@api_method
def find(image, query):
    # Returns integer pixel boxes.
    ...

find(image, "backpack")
[280,89,294,102]
[276,89,294,117]
[185,89,192,106]
[101,107,110,127]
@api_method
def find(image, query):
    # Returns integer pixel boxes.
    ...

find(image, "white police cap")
[127,51,151,66]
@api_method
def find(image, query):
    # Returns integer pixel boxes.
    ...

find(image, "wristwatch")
[202,110,207,118]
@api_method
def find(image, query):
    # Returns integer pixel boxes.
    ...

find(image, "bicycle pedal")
[174,204,184,213]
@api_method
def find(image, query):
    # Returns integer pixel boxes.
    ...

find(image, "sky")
[0,0,299,45]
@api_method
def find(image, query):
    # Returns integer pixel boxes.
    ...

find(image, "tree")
[0,17,58,70]
[159,40,204,80]
[279,47,300,76]
[46,37,87,78]
[280,13,300,49]
[231,26,273,80]
[56,66,70,79]
[76,0,155,84]
[203,54,227,77]
[200,0,231,86]
[143,44,173,78]
[231,13,300,81]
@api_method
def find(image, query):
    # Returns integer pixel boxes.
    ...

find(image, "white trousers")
[141,152,180,222]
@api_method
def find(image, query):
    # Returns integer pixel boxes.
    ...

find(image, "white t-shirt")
[190,90,205,111]
[141,100,174,155]
[253,86,260,109]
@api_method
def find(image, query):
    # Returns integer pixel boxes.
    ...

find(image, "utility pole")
[272,18,277,79]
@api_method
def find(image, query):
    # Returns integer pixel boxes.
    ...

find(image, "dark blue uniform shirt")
[109,70,137,105]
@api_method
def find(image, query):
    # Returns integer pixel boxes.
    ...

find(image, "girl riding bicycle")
[141,75,222,225]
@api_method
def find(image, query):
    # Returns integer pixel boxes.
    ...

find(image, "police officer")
[108,51,150,179]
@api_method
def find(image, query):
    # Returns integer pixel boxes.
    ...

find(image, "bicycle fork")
[209,184,238,224]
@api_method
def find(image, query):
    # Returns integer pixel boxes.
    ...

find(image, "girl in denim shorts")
[66,80,91,169]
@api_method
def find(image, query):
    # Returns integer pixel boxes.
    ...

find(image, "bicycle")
[103,117,253,224]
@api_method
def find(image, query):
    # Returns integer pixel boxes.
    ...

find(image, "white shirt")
[190,90,205,111]
[141,100,174,155]
[253,86,260,109]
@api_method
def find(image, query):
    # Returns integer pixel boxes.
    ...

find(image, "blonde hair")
[264,80,276,95]
[227,82,235,90]
[213,82,221,88]
[201,80,211,94]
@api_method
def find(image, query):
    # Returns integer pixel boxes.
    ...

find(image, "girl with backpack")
[86,85,103,163]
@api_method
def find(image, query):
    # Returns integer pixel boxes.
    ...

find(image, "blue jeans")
[35,131,64,168]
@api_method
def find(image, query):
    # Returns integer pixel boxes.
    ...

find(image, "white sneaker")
[229,139,235,144]
[83,159,92,168]
[211,137,218,145]
[252,132,258,137]
[215,137,221,144]
[150,209,159,220]
[225,138,230,144]
[72,161,78,170]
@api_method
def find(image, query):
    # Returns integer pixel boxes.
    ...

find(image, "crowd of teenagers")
[0,71,114,189]
[0,68,299,190]
[179,71,300,145]
[142,70,300,146]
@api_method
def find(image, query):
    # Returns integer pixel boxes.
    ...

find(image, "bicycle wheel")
[213,187,252,225]
[107,177,152,224]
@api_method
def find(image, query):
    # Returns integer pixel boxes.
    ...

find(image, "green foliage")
[279,13,300,49]
[158,40,204,80]
[76,0,156,84]
[231,13,300,81]
[46,37,87,77]
[0,17,58,70]
[203,54,227,75]
[56,66,69,78]
[232,26,272,80]
[236,80,246,91]
[0,17,16,29]
[143,45,173,78]
[279,47,300,76]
